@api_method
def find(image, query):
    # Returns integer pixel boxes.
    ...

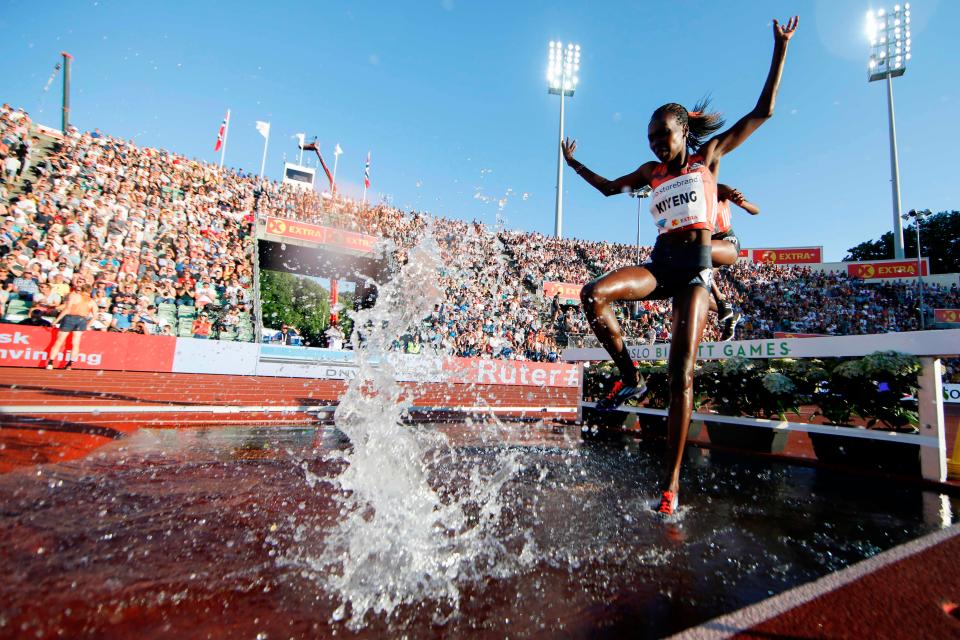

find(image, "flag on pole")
[214,110,230,151]
[295,133,305,148]
[334,143,343,156]
[256,121,270,180]
[364,152,371,189]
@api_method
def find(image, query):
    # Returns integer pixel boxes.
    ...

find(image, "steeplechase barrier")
[562,329,960,482]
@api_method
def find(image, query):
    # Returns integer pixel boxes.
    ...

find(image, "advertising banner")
[846,258,929,280]
[562,329,960,362]
[173,339,258,375]
[751,247,823,264]
[945,384,960,404]
[255,347,581,388]
[263,216,377,254]
[0,327,582,388]
[934,309,960,324]
[543,281,583,305]
[0,325,175,371]
[773,332,830,339]
[442,358,580,388]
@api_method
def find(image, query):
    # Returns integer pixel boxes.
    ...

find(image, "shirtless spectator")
[46,283,98,369]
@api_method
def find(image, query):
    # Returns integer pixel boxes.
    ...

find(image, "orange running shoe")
[657,491,678,516]
[596,379,648,411]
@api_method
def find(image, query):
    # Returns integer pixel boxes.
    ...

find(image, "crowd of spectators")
[1,103,257,339]
[3,104,958,375]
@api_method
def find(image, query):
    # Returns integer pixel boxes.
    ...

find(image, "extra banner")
[543,281,583,305]
[263,216,378,254]
[751,247,823,264]
[934,309,960,324]
[846,258,929,280]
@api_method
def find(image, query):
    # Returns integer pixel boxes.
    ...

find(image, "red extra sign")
[0,326,176,371]
[934,309,960,323]
[846,259,929,280]
[264,216,378,254]
[543,281,583,305]
[751,247,823,264]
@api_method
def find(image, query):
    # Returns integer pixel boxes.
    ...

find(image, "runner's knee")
[668,360,696,397]
[580,281,603,307]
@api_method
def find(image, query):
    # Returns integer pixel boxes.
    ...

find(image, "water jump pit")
[1,422,957,639]
[3,236,959,639]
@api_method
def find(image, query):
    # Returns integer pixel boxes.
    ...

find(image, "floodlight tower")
[547,41,580,238]
[866,4,912,260]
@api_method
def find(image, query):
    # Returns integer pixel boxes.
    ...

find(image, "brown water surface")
[0,424,955,639]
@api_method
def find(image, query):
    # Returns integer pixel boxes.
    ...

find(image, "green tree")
[843,210,960,274]
[259,270,331,346]
[337,291,355,341]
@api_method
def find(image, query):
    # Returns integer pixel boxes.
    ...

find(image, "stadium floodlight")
[902,208,930,329]
[630,186,653,265]
[867,4,912,260]
[547,40,581,238]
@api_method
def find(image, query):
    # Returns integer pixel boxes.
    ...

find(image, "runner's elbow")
[753,106,774,120]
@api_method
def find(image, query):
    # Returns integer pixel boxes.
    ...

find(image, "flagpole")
[259,126,269,180]
[362,151,370,206]
[219,109,230,169]
[298,146,303,166]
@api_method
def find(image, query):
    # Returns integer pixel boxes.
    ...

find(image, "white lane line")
[412,406,577,414]
[667,523,960,640]
[0,405,337,414]
[1,404,576,415]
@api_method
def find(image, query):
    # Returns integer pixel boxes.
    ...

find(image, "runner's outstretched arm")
[718,184,760,215]
[561,137,655,196]
[704,16,799,161]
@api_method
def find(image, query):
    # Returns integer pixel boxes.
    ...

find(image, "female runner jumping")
[712,183,760,341]
[563,16,798,515]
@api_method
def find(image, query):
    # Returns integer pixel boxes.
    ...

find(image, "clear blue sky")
[1,0,956,261]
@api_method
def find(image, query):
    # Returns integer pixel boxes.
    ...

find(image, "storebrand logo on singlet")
[650,173,708,233]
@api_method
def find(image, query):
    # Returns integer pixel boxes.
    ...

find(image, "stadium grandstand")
[2,102,958,379]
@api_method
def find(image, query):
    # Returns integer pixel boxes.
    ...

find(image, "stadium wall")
[0,324,580,389]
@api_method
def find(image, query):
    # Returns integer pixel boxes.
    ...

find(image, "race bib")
[649,172,709,234]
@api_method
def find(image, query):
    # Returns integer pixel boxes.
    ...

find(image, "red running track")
[674,524,960,639]
[0,367,579,472]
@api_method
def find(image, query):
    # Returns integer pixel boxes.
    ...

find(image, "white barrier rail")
[564,329,960,482]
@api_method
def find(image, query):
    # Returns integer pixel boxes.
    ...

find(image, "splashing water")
[302,227,533,628]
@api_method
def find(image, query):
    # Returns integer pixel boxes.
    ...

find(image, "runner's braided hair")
[651,98,725,152]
